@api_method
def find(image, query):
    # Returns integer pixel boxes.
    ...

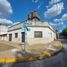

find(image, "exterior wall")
[7,29,24,43]
[7,26,56,45]
[26,27,56,45]
[0,35,7,41]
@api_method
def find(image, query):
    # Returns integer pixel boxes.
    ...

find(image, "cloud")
[0,18,13,25]
[50,22,63,26]
[50,23,58,26]
[54,19,63,24]
[32,0,38,3]
[50,18,63,26]
[44,2,64,18]
[37,5,41,9]
[61,14,67,21]
[37,2,44,9]
[54,19,61,23]
[53,13,67,26]
[0,0,13,17]
[49,0,61,5]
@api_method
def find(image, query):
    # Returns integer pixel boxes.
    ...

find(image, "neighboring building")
[0,20,12,41]
[7,11,56,45]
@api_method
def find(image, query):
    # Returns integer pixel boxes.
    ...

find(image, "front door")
[9,34,12,41]
[21,32,25,42]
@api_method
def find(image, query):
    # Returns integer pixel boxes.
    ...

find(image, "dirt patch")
[26,41,63,58]
[0,40,22,50]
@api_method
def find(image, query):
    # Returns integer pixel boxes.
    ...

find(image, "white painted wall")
[7,26,56,45]
[7,29,24,43]
[26,27,56,45]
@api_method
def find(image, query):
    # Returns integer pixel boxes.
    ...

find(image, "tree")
[61,28,67,38]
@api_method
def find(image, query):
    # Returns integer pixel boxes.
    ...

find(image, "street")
[0,39,67,67]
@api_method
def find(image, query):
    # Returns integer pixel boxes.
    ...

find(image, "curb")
[0,58,16,63]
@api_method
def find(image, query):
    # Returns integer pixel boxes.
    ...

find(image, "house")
[0,11,56,46]
[7,11,56,46]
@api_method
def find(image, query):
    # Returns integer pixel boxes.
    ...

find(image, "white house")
[7,11,56,46]
[0,11,56,48]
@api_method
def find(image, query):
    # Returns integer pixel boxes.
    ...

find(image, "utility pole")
[21,22,31,51]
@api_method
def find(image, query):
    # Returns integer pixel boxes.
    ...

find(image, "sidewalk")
[0,41,23,58]
[0,40,23,49]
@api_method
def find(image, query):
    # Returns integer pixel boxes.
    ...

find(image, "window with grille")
[15,33,18,38]
[34,31,42,38]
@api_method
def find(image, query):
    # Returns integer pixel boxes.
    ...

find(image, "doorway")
[21,32,25,42]
[9,34,12,41]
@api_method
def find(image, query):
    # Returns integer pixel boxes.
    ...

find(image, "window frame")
[15,33,18,38]
[34,31,42,38]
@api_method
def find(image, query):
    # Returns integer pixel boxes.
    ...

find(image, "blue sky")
[0,0,67,31]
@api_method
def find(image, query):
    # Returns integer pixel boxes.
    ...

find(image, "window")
[15,33,18,38]
[34,31,42,38]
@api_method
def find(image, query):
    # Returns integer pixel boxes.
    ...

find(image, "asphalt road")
[0,39,67,67]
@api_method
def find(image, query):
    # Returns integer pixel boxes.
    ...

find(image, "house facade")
[0,11,56,46]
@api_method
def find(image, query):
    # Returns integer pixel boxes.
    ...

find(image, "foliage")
[60,28,67,38]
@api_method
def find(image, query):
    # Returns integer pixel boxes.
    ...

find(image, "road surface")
[0,39,67,67]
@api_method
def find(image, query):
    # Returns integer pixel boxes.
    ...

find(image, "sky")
[0,0,67,31]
